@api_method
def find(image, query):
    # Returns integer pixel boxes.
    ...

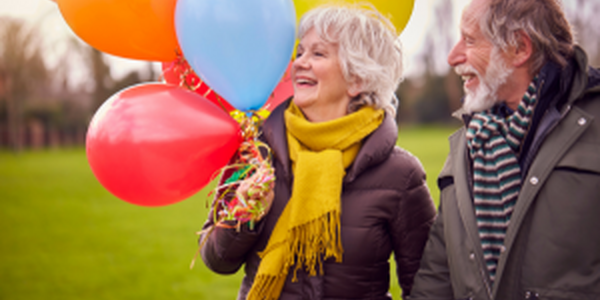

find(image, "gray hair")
[297,4,403,117]
[480,0,574,73]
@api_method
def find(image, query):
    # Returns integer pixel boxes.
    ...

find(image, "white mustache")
[455,64,480,77]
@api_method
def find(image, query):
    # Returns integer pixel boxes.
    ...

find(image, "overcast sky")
[0,0,470,83]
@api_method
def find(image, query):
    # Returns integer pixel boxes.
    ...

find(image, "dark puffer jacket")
[200,101,436,299]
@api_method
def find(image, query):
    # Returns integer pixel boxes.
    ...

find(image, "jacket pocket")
[555,142,600,174]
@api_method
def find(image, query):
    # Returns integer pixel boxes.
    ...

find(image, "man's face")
[448,0,514,113]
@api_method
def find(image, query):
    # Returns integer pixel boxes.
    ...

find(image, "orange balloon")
[57,0,179,61]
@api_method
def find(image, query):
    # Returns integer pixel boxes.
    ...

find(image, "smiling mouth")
[455,64,479,88]
[295,78,317,87]
[462,74,475,84]
[457,72,479,89]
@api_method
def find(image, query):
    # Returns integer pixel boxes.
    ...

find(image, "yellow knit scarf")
[247,102,384,300]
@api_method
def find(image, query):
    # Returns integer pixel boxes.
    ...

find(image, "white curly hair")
[297,4,404,116]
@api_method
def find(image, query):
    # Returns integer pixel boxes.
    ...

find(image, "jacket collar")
[535,45,592,113]
[564,45,600,105]
[261,99,292,180]
[261,99,397,183]
[345,109,397,183]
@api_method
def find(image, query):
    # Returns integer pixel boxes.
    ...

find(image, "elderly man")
[409,0,600,299]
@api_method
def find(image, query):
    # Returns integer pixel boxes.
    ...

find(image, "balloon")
[161,59,235,112]
[264,61,293,111]
[175,0,296,111]
[293,0,415,34]
[162,59,292,113]
[56,0,179,61]
[86,83,242,206]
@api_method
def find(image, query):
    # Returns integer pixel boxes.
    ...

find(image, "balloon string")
[212,113,274,223]
[190,226,215,269]
[168,53,232,114]
[214,95,230,113]
[191,111,275,269]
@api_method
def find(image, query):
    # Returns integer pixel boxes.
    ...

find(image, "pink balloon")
[86,83,242,206]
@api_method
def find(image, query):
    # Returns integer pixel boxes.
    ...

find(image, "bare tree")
[397,0,462,124]
[567,0,600,67]
[0,17,51,151]
[421,0,456,75]
[0,13,160,150]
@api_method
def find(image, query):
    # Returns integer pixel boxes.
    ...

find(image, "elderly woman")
[199,5,436,300]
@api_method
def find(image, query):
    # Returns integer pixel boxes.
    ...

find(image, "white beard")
[457,47,514,114]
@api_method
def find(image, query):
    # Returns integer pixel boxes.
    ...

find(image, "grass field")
[0,125,457,300]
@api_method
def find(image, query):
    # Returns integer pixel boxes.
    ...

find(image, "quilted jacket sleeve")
[391,155,437,298]
[198,171,265,275]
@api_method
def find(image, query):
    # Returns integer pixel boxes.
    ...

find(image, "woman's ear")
[348,78,363,98]
[511,30,533,67]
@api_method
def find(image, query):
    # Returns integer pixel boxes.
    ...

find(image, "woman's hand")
[236,172,275,222]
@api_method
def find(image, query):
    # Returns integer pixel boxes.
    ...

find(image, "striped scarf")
[466,77,538,282]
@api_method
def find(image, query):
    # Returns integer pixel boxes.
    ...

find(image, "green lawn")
[398,125,458,204]
[0,126,457,300]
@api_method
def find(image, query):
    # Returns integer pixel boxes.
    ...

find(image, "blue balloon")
[175,0,296,111]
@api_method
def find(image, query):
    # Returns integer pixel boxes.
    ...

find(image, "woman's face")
[292,28,359,122]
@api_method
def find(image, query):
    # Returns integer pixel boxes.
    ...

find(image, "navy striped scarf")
[466,77,538,282]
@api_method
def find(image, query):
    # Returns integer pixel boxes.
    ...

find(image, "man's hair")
[298,4,403,116]
[481,0,574,73]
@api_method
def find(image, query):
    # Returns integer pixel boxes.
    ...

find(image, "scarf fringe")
[247,272,288,300]
[250,211,342,299]
[289,211,343,278]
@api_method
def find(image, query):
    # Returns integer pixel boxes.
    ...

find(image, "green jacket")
[410,47,600,300]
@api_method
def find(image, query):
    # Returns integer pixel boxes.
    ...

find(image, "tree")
[69,42,158,113]
[0,17,51,151]
[397,0,463,124]
[567,0,600,67]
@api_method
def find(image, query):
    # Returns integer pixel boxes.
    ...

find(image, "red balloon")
[86,83,242,206]
[264,61,293,111]
[162,59,235,112]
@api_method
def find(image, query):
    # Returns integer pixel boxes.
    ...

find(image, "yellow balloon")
[293,0,415,34]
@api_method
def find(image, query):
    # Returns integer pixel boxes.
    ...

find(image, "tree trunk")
[5,77,22,152]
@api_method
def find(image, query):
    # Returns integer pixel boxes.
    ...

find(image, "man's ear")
[511,30,533,67]
[348,78,363,98]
